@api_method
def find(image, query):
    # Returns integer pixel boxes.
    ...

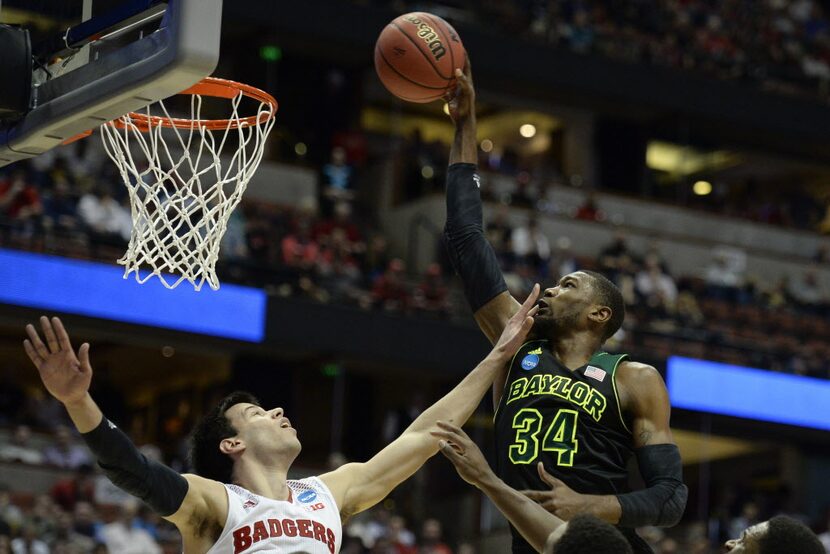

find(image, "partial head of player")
[723,515,824,554]
[189,392,302,484]
[532,270,625,344]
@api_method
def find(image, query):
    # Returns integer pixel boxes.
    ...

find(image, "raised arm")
[23,317,227,551]
[432,421,566,553]
[443,60,521,404]
[321,286,539,519]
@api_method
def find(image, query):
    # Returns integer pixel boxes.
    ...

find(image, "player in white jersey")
[22,285,541,553]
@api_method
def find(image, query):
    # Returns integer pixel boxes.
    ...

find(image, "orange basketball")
[374,12,466,103]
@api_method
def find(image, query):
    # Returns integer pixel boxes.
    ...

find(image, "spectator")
[372,259,411,313]
[729,502,761,542]
[72,502,101,540]
[549,236,578,280]
[412,264,451,318]
[77,187,128,239]
[314,201,362,244]
[0,169,42,231]
[99,502,161,554]
[704,249,745,300]
[635,255,678,310]
[599,231,636,280]
[50,465,96,511]
[364,234,391,283]
[387,516,416,554]
[282,218,320,270]
[0,486,24,533]
[53,510,96,553]
[511,216,551,274]
[41,180,80,234]
[321,146,355,212]
[0,425,44,465]
[574,192,601,221]
[788,268,825,310]
[418,519,452,554]
[486,205,515,268]
[11,523,49,554]
[42,425,92,470]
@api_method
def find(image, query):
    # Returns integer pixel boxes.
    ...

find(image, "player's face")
[225,403,301,459]
[534,272,594,335]
[723,521,768,553]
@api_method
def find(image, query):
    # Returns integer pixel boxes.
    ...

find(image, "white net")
[100,82,276,290]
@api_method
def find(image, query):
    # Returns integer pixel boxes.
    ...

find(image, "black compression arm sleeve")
[616,444,688,528]
[82,417,189,517]
[443,163,508,312]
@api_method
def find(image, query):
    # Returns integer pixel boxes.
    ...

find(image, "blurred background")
[2,0,830,552]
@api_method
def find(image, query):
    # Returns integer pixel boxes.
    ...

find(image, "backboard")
[0,0,222,167]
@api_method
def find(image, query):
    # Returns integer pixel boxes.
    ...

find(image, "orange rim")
[110,77,278,132]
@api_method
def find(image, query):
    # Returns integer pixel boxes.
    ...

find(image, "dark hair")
[189,391,260,483]
[582,270,625,341]
[758,515,823,554]
[552,515,632,554]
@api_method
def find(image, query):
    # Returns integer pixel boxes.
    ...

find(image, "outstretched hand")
[521,462,594,521]
[446,56,474,122]
[493,284,540,359]
[431,421,495,488]
[24,317,92,406]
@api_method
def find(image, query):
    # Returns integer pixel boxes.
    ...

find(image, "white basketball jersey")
[207,477,342,554]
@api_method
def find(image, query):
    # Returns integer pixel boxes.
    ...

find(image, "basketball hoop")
[99,77,277,291]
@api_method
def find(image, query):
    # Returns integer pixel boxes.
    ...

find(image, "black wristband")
[83,416,189,516]
[443,163,508,312]
[616,444,687,528]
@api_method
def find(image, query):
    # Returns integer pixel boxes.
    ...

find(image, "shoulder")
[616,360,662,384]
[615,361,669,411]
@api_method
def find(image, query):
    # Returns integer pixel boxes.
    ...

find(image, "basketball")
[374,12,466,103]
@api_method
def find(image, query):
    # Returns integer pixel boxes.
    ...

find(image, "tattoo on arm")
[638,430,653,446]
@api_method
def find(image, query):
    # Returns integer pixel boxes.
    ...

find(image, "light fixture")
[693,180,712,196]
[519,123,536,138]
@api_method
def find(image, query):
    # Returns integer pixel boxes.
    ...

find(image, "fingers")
[520,283,541,314]
[25,324,50,359]
[436,420,464,434]
[78,343,91,371]
[521,490,549,502]
[23,340,43,370]
[51,317,74,352]
[537,462,563,488]
[39,316,59,353]
[438,440,462,460]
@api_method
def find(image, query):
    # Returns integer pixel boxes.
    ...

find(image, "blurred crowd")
[4,140,830,382]
[382,0,830,100]
[483,210,830,380]
[0,146,453,320]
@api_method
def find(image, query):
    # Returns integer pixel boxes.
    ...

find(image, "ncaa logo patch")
[521,354,539,371]
[298,490,318,503]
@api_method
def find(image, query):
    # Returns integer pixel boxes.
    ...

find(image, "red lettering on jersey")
[252,521,268,543]
[326,528,336,554]
[233,526,252,554]
[297,519,313,538]
[268,518,282,537]
[312,521,326,543]
[283,519,297,537]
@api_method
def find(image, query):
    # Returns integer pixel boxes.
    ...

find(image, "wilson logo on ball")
[403,15,447,61]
